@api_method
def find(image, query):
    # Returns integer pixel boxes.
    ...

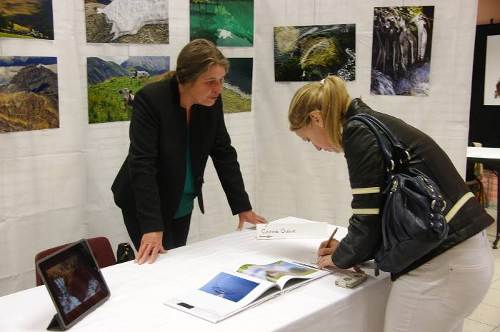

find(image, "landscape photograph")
[87,56,169,123]
[190,0,253,47]
[370,6,435,96]
[274,24,356,82]
[223,58,253,113]
[85,0,169,44]
[0,0,54,40]
[0,56,59,133]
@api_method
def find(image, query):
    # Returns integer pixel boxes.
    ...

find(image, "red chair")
[35,237,116,286]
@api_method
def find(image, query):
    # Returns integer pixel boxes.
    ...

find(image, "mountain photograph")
[0,56,59,133]
[85,0,169,44]
[87,56,169,124]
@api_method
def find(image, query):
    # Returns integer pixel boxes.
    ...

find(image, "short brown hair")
[288,75,351,150]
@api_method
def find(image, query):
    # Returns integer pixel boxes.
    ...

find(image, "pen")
[325,227,338,248]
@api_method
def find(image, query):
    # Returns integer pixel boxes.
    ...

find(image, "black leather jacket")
[332,99,493,280]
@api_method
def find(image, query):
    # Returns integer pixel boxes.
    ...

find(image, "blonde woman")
[288,75,494,332]
[112,39,265,265]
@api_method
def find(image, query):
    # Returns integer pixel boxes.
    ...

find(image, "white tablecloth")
[0,223,390,332]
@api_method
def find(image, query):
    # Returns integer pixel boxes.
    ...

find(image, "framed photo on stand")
[468,23,500,148]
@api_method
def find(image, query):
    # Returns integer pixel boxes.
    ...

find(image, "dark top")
[333,99,493,280]
[111,75,252,234]
[174,128,195,219]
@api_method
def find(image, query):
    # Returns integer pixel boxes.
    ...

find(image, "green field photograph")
[87,56,170,124]
[0,0,54,40]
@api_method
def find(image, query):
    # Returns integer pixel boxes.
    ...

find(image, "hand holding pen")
[317,227,364,273]
[316,227,339,268]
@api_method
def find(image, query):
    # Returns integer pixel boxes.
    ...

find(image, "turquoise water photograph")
[190,0,253,47]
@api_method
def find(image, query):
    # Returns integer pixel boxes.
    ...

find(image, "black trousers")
[121,208,192,251]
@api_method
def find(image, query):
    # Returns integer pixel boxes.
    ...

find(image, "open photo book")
[164,260,329,323]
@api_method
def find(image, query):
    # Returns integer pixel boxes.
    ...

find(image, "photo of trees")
[371,6,434,96]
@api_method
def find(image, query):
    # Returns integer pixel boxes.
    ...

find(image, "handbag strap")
[349,113,410,173]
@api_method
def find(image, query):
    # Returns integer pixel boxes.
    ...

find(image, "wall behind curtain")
[0,0,477,296]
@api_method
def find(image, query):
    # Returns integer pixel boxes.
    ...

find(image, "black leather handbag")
[349,114,449,275]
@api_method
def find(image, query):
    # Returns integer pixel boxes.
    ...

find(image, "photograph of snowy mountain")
[0,57,59,133]
[85,0,169,44]
[87,56,169,123]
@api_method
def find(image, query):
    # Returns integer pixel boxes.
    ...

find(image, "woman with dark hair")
[288,75,494,332]
[112,39,265,264]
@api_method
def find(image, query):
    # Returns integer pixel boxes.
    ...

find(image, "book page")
[236,260,329,290]
[165,271,278,323]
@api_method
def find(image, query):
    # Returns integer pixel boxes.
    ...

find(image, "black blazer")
[111,75,251,233]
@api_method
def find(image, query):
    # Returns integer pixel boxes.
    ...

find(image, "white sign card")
[256,219,328,239]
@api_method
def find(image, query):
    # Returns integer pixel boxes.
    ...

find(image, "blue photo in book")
[200,272,259,302]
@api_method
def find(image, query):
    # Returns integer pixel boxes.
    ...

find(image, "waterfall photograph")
[370,6,434,96]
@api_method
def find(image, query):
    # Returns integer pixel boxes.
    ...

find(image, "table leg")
[493,171,500,249]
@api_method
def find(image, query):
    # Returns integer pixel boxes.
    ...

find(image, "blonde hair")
[161,39,229,84]
[288,75,351,150]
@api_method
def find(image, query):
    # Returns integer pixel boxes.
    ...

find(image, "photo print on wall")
[0,0,54,40]
[484,34,500,106]
[190,0,254,47]
[85,0,169,44]
[371,6,434,96]
[274,24,356,82]
[0,56,59,133]
[87,56,170,124]
[223,58,253,113]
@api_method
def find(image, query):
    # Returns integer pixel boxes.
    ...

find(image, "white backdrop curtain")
[0,0,477,296]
